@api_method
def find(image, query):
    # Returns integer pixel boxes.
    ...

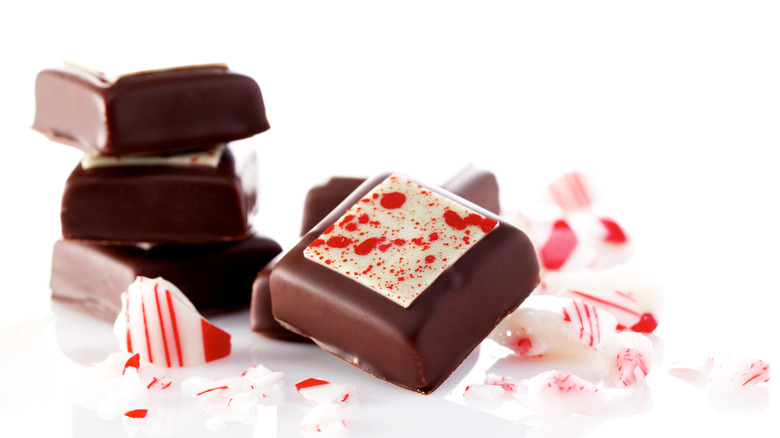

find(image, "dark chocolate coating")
[442,166,501,214]
[50,234,282,321]
[249,256,309,342]
[61,148,255,244]
[300,177,366,236]
[251,170,503,341]
[269,173,539,394]
[33,65,269,156]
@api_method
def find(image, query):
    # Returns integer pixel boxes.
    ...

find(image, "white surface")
[2,1,779,436]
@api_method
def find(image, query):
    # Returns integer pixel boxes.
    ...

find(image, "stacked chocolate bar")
[34,63,282,321]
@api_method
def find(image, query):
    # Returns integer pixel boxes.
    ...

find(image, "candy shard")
[517,370,603,415]
[540,265,663,332]
[490,295,617,357]
[707,355,771,393]
[114,276,231,367]
[296,379,359,406]
[598,332,654,387]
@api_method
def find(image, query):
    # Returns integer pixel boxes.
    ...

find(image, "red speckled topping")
[303,174,498,307]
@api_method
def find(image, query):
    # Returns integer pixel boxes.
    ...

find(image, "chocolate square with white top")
[270,173,539,394]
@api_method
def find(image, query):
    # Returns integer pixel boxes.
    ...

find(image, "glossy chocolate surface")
[60,148,255,244]
[33,65,270,156]
[251,170,503,340]
[269,173,539,394]
[50,234,282,321]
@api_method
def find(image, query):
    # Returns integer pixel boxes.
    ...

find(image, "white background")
[1,1,779,436]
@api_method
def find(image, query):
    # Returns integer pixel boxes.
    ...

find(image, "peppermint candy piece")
[463,373,518,401]
[546,171,596,213]
[491,295,617,357]
[295,378,359,406]
[599,332,654,387]
[514,370,630,416]
[114,276,231,368]
[540,265,663,333]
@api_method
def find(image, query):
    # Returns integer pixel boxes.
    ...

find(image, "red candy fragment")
[122,353,140,375]
[600,217,627,243]
[540,220,578,270]
[296,378,331,391]
[630,313,658,333]
[124,409,148,419]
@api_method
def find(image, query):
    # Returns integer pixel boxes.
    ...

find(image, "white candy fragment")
[114,276,231,367]
[299,404,348,435]
[295,378,359,406]
[463,373,517,401]
[515,370,626,416]
[74,352,171,420]
[540,265,663,333]
[707,355,771,393]
[490,295,617,357]
[182,364,285,428]
[599,332,654,387]
[669,355,771,393]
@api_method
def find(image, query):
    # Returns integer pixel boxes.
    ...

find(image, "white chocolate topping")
[303,174,498,308]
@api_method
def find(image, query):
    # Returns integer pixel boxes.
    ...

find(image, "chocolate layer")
[269,173,539,394]
[61,148,255,244]
[250,170,503,340]
[33,64,269,156]
[50,234,282,321]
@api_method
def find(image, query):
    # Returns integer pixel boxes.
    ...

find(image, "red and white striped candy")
[546,171,595,213]
[490,295,617,357]
[708,355,771,393]
[540,265,663,333]
[463,373,518,401]
[517,370,603,415]
[114,276,231,368]
[557,289,642,331]
[599,332,654,387]
[295,378,359,406]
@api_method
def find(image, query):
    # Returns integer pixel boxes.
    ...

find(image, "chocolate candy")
[50,234,282,321]
[33,64,269,156]
[269,174,539,394]
[300,177,366,236]
[250,169,504,341]
[441,166,501,215]
[60,148,255,244]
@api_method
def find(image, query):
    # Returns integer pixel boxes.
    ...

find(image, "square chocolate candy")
[60,147,255,244]
[33,64,270,156]
[51,233,281,321]
[270,173,539,394]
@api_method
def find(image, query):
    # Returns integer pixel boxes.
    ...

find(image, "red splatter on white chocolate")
[304,174,498,307]
[113,276,231,367]
[490,295,617,357]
